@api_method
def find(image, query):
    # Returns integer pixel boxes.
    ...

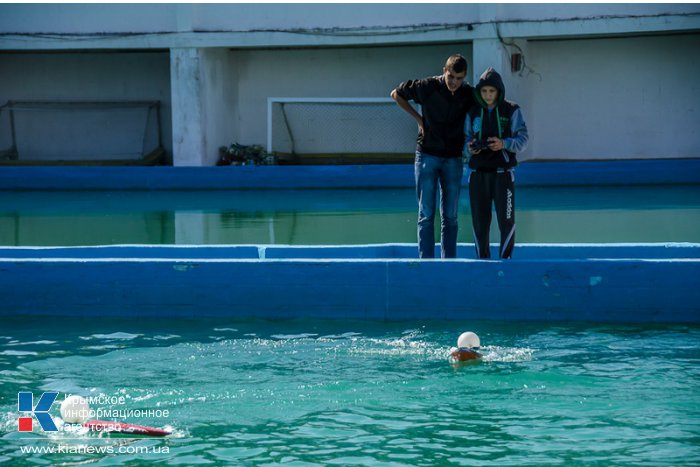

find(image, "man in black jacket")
[391,55,476,258]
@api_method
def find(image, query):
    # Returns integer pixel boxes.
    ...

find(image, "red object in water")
[451,348,482,362]
[83,420,170,437]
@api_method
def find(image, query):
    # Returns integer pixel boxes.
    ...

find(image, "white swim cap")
[60,395,91,424]
[457,331,481,349]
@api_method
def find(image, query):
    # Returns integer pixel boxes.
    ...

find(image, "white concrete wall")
[198,32,700,163]
[0,4,178,34]
[201,48,234,166]
[523,33,700,160]
[483,3,697,22]
[190,4,480,32]
[1,4,697,35]
[1,4,699,165]
[3,34,699,164]
[0,52,172,160]
[228,44,473,149]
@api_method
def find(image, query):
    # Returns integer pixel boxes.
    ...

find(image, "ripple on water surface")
[0,319,698,466]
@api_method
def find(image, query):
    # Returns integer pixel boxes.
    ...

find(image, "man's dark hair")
[445,54,467,74]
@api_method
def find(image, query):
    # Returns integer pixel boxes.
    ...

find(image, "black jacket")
[395,76,475,158]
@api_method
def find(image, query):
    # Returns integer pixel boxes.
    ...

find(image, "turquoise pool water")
[1,185,699,246]
[1,318,698,465]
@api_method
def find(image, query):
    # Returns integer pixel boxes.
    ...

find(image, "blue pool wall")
[1,159,698,323]
[1,158,699,190]
[1,244,698,323]
[2,243,700,260]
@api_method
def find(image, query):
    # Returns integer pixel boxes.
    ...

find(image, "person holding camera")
[465,67,529,259]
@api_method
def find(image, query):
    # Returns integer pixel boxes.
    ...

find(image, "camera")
[470,139,491,152]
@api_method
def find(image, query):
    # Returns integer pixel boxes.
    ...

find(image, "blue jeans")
[414,152,463,258]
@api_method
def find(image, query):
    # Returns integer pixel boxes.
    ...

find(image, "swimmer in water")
[450,331,482,363]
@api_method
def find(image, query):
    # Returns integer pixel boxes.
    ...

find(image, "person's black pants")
[468,170,515,259]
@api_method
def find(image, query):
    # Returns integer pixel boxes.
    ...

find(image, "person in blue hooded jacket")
[465,67,529,259]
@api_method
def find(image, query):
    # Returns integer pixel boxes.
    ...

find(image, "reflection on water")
[0,185,699,246]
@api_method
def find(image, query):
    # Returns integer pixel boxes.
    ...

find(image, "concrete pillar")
[200,48,232,167]
[471,37,509,90]
[170,47,231,166]
[170,48,206,166]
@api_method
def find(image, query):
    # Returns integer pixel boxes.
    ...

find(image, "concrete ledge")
[3,243,698,260]
[0,159,698,190]
[2,243,698,323]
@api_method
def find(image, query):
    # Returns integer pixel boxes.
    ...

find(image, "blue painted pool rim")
[0,158,698,190]
[2,242,699,260]
[2,243,698,323]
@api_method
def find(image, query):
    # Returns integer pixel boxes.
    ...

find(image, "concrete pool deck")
[1,243,698,323]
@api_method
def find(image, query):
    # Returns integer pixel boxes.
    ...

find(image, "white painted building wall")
[1,4,695,36]
[0,3,698,166]
[524,34,700,159]
[229,44,473,155]
[0,52,172,160]
[195,33,700,163]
